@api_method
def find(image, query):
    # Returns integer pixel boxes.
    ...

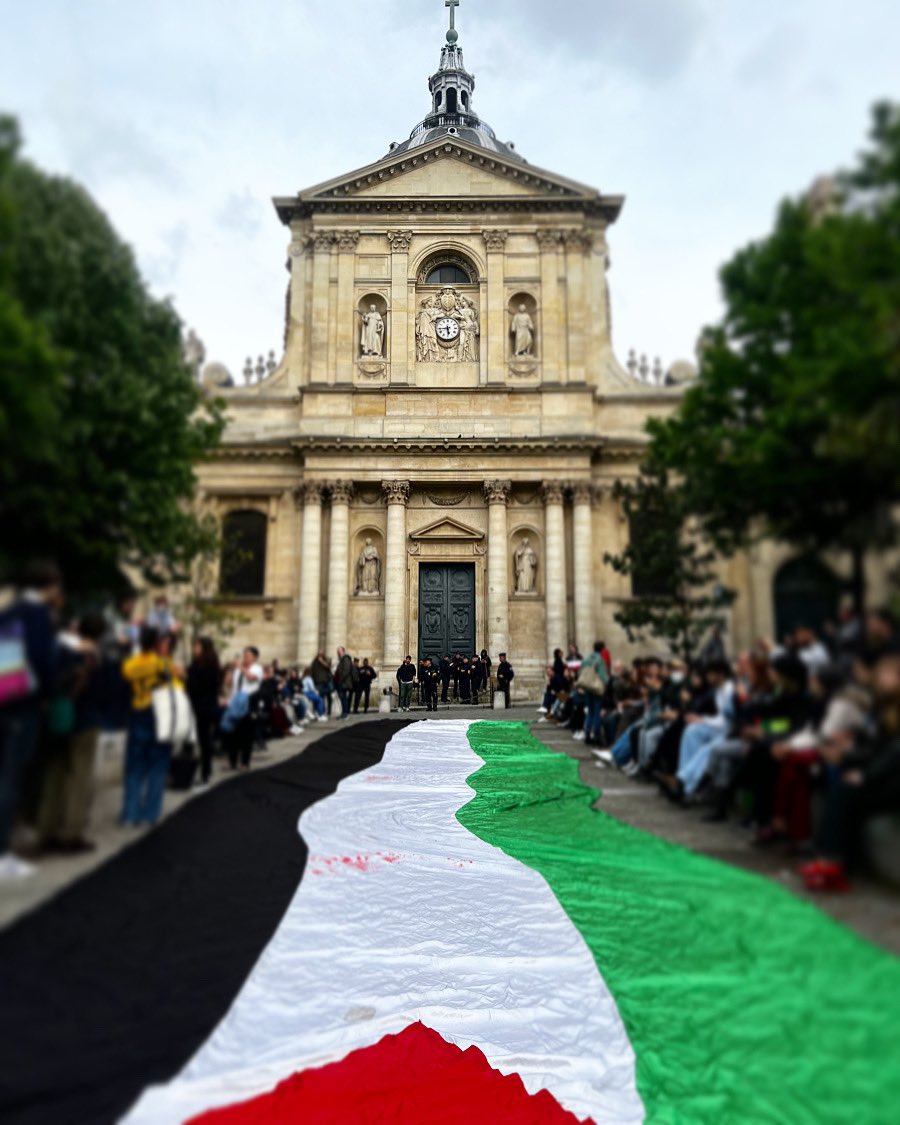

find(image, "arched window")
[434,92,441,112]
[461,90,468,109]
[220,510,267,597]
[446,88,458,113]
[425,264,471,285]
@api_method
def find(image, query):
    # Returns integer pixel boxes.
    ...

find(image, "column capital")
[335,230,360,253]
[328,480,355,504]
[382,480,411,507]
[386,230,413,253]
[482,229,509,253]
[289,234,313,259]
[541,480,566,505]
[294,481,326,509]
[535,229,563,250]
[483,479,512,506]
[569,481,596,504]
[312,231,336,252]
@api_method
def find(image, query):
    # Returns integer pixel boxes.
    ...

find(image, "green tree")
[0,118,225,593]
[603,465,735,661]
[647,102,900,612]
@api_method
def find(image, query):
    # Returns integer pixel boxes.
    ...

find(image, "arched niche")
[357,293,389,360]
[508,292,539,358]
[510,525,542,597]
[353,528,385,597]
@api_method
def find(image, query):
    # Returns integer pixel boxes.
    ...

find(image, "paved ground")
[3,704,899,955]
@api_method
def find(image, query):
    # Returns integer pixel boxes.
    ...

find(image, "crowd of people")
[538,613,900,893]
[0,564,518,881]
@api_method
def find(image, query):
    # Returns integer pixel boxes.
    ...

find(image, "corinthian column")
[571,482,595,655]
[484,480,512,659]
[542,480,568,652]
[325,481,354,655]
[382,480,411,672]
[296,482,325,662]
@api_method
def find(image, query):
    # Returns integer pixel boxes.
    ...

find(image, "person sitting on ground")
[301,667,327,719]
[656,660,735,802]
[539,649,567,715]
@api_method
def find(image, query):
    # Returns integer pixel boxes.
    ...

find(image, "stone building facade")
[197,20,867,692]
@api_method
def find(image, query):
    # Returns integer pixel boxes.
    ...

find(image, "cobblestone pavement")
[3,704,899,956]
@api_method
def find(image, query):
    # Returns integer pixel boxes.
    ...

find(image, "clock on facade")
[435,317,460,342]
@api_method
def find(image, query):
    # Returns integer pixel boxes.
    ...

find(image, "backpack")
[0,617,35,706]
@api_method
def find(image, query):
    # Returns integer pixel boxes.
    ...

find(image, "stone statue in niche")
[458,298,480,362]
[514,537,538,594]
[416,297,440,362]
[355,538,382,596]
[510,305,535,357]
[360,305,385,357]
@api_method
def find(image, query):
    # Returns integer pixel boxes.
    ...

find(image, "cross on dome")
[445,0,460,44]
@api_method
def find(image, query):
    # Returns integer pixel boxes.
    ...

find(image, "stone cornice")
[292,436,606,456]
[275,198,622,221]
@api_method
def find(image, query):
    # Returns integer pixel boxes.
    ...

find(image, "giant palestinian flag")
[1,719,899,1124]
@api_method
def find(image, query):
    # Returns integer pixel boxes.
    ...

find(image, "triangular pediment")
[275,136,619,221]
[409,516,484,542]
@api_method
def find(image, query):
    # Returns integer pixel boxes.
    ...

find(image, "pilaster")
[335,232,360,384]
[387,231,413,384]
[382,479,411,671]
[484,480,512,659]
[296,482,326,662]
[325,480,355,655]
[483,230,508,383]
[542,480,568,652]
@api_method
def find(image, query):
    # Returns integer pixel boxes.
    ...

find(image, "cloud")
[215,191,264,239]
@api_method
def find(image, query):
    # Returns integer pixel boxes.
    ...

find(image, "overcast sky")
[1,0,897,375]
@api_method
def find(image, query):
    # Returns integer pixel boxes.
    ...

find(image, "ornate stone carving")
[482,229,509,252]
[425,492,469,507]
[357,359,388,379]
[483,480,512,506]
[294,481,325,509]
[510,304,535,356]
[536,229,562,250]
[563,230,592,251]
[336,230,360,252]
[355,538,382,596]
[387,230,413,253]
[541,480,566,505]
[416,288,479,363]
[382,480,411,506]
[514,537,538,594]
[289,235,312,258]
[360,305,385,357]
[313,231,335,251]
[329,480,355,504]
[508,355,540,378]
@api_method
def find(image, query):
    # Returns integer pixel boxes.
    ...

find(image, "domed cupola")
[386,1,525,163]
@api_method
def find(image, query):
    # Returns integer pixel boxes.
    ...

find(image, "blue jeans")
[0,704,40,853]
[336,685,351,717]
[122,710,172,825]
[584,694,604,741]
[304,691,325,717]
[677,722,725,796]
[612,721,639,766]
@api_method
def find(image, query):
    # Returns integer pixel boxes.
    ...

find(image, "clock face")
[435,317,460,342]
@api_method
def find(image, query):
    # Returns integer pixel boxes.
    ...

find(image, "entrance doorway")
[418,564,476,663]
[773,556,841,642]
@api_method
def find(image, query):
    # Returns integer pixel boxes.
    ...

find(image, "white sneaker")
[537,716,548,723]
[572,731,586,742]
[0,852,36,880]
[623,761,640,777]
[193,782,210,793]
[537,706,548,714]
[592,749,614,765]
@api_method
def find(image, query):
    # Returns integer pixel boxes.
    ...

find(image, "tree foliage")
[646,102,900,608]
[0,118,225,593]
[603,465,735,661]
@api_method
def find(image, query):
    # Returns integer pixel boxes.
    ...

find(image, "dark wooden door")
[418,564,476,664]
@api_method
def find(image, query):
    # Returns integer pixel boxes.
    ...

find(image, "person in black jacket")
[471,654,484,705]
[187,637,221,786]
[354,658,377,713]
[334,647,354,719]
[421,658,440,711]
[440,655,453,703]
[458,657,472,704]
[396,656,417,712]
[496,653,514,709]
[0,562,63,881]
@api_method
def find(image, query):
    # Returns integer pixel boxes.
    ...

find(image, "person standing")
[471,654,484,705]
[496,653,515,709]
[223,646,263,771]
[334,647,354,719]
[36,611,108,853]
[312,652,334,716]
[422,658,440,712]
[458,657,472,704]
[396,656,416,712]
[187,637,221,788]
[0,562,62,880]
[354,658,377,713]
[440,654,453,703]
[120,626,177,826]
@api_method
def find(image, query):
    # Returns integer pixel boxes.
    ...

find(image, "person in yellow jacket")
[120,626,180,826]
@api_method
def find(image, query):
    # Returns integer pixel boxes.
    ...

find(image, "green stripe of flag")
[461,721,900,1124]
